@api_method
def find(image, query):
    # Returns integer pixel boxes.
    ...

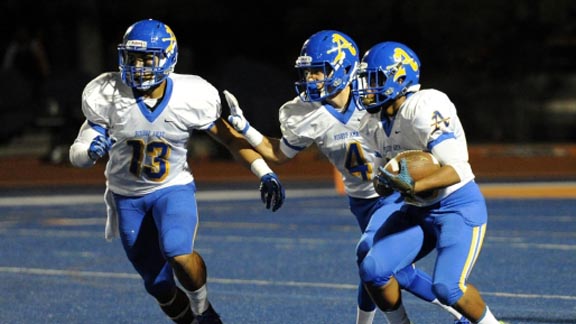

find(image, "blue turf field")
[1,185,575,324]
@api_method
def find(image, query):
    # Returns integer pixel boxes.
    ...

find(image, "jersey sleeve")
[80,73,116,128]
[278,98,318,155]
[193,82,221,131]
[412,90,473,180]
[409,90,457,149]
[172,74,221,131]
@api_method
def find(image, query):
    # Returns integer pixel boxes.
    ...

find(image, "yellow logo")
[327,33,357,65]
[392,48,418,82]
[162,25,177,54]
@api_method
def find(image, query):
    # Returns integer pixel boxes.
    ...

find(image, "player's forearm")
[414,165,460,193]
[69,142,97,168]
[254,137,289,165]
[69,121,101,168]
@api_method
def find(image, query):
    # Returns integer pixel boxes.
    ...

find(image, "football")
[384,150,440,181]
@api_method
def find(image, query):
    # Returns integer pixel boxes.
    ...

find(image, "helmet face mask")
[294,30,359,102]
[120,50,165,89]
[118,19,178,90]
[295,61,334,101]
[353,42,420,113]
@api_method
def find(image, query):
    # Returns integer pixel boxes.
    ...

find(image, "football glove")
[88,135,114,161]
[259,172,285,212]
[378,159,415,198]
[373,172,394,197]
[223,89,249,134]
[223,89,263,147]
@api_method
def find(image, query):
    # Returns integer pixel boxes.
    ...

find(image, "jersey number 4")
[344,141,373,181]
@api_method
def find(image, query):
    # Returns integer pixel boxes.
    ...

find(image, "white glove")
[224,90,249,133]
[223,89,263,147]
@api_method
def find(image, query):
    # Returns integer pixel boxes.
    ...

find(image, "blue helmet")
[353,41,421,113]
[117,19,178,90]
[294,30,359,102]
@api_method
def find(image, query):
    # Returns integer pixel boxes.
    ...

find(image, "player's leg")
[154,183,222,323]
[351,195,402,324]
[394,217,469,323]
[359,209,425,323]
[354,215,379,324]
[115,193,194,323]
[431,183,499,323]
[356,282,376,324]
[432,218,491,322]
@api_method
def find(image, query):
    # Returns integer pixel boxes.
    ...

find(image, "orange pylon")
[333,167,346,196]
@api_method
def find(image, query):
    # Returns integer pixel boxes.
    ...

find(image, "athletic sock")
[383,303,411,324]
[477,306,499,324]
[431,298,465,320]
[356,306,376,324]
[183,284,208,315]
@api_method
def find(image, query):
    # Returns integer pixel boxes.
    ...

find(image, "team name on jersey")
[134,130,166,137]
[333,130,359,141]
[382,144,403,156]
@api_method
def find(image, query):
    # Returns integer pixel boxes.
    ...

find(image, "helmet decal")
[328,33,357,68]
[294,30,360,102]
[117,19,179,90]
[352,41,421,113]
[391,47,419,83]
[162,25,177,56]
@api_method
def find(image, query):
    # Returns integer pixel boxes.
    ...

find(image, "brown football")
[384,150,440,181]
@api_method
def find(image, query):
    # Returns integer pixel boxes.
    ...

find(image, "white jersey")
[81,72,221,196]
[279,96,383,199]
[360,88,475,206]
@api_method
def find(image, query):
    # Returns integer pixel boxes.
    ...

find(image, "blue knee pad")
[394,264,416,288]
[162,226,193,258]
[359,254,393,287]
[397,265,437,302]
[433,281,464,306]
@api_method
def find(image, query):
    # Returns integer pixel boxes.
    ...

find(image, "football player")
[224,30,469,324]
[69,18,285,324]
[354,41,502,323]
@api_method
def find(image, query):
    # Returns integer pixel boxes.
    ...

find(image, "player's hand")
[223,90,250,134]
[373,171,394,197]
[88,135,114,161]
[259,172,285,212]
[377,159,415,198]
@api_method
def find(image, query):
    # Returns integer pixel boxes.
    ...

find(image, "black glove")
[259,173,285,212]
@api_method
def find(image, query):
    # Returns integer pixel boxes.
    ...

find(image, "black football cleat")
[193,303,222,324]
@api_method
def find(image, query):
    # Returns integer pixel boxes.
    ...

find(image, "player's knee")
[162,228,192,257]
[432,281,463,306]
[394,264,416,289]
[359,255,393,286]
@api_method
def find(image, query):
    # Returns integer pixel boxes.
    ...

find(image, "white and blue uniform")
[82,72,219,196]
[277,95,439,310]
[359,87,488,306]
[70,72,221,297]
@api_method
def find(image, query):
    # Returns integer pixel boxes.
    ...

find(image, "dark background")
[1,0,575,153]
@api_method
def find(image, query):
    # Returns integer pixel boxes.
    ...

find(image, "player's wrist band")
[250,158,274,178]
[244,127,264,147]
